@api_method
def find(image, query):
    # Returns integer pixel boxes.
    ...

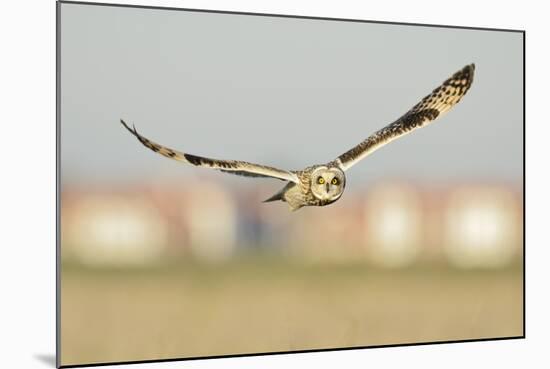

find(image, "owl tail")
[263,190,284,203]
[263,183,291,203]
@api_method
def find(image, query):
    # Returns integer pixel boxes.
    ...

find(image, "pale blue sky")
[60,3,523,187]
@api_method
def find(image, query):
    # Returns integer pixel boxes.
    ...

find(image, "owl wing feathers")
[120,119,300,183]
[335,64,475,171]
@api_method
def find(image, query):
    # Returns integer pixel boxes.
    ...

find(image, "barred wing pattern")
[120,120,299,183]
[336,64,475,171]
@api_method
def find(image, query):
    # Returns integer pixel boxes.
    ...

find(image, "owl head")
[310,166,346,202]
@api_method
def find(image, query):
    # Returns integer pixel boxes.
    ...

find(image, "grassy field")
[60,259,523,366]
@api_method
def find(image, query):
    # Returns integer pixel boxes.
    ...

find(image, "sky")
[60,3,523,188]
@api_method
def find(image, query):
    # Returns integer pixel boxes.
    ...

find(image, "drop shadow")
[34,353,57,367]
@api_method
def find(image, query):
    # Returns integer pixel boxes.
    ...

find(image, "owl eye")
[331,178,339,185]
[317,177,325,184]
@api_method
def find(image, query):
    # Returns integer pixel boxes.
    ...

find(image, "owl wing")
[335,64,475,171]
[120,119,300,183]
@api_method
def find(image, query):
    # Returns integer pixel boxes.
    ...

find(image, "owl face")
[310,166,346,202]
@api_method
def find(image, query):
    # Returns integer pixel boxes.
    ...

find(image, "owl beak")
[326,183,330,192]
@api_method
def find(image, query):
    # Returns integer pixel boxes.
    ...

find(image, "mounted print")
[57,1,524,367]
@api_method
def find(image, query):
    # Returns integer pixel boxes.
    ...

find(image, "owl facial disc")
[310,166,346,202]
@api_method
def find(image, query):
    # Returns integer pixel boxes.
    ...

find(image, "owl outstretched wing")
[335,64,475,171]
[120,119,299,183]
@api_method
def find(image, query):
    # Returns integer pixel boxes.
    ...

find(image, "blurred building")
[181,181,237,262]
[363,183,423,268]
[61,179,523,268]
[284,196,365,263]
[443,185,522,268]
[61,188,168,266]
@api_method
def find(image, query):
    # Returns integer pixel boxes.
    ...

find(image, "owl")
[121,64,474,211]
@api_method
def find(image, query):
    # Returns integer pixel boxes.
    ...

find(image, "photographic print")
[58,1,524,367]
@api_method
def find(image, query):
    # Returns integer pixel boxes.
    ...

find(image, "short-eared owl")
[121,64,474,211]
